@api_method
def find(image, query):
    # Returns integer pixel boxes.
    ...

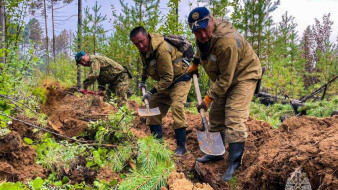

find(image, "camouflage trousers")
[209,79,257,143]
[146,80,191,129]
[98,73,129,106]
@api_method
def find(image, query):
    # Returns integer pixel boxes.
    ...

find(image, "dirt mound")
[66,156,97,184]
[8,116,44,140]
[133,108,337,190]
[237,115,338,190]
[0,131,46,182]
[41,83,117,137]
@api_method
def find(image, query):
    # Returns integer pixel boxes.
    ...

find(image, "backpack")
[164,35,194,64]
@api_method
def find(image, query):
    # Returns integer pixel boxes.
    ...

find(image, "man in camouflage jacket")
[187,7,262,181]
[130,26,192,155]
[75,51,130,106]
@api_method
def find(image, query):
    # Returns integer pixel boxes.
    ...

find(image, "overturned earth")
[2,82,337,190]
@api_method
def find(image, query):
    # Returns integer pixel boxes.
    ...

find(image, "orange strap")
[187,63,199,73]
[203,95,213,108]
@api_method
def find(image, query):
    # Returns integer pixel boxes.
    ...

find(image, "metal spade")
[138,87,161,117]
[193,74,225,156]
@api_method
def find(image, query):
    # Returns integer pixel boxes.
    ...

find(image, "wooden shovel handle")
[193,74,209,129]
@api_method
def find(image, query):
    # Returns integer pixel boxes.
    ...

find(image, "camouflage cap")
[75,50,86,64]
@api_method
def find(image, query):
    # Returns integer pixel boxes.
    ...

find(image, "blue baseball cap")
[188,7,210,32]
[75,50,85,64]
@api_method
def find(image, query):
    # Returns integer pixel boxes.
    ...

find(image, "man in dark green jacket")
[187,7,262,181]
[130,26,192,155]
[75,51,130,106]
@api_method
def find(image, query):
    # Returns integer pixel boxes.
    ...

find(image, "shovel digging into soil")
[138,87,161,117]
[193,74,225,156]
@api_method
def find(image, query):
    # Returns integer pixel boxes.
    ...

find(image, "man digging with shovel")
[187,7,262,181]
[130,26,192,155]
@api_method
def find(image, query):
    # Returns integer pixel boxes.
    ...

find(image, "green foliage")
[303,96,338,117]
[108,143,134,172]
[227,177,238,190]
[264,11,306,99]
[128,94,143,105]
[82,1,107,54]
[35,134,87,177]
[30,177,44,190]
[0,181,29,190]
[118,137,174,190]
[38,54,77,87]
[86,104,134,144]
[250,100,294,128]
[31,87,47,105]
[0,43,41,127]
[158,0,184,35]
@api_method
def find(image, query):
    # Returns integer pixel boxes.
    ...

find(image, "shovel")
[193,74,225,156]
[138,87,161,117]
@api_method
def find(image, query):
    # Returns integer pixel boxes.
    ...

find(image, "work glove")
[142,91,153,102]
[187,63,199,76]
[197,95,213,112]
[80,89,87,94]
[138,81,146,90]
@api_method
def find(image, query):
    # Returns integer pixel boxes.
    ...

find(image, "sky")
[39,0,338,42]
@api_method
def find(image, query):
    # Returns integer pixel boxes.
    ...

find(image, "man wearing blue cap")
[187,7,262,181]
[75,51,131,106]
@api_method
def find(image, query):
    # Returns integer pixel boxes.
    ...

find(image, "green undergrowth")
[250,95,338,128]
[0,103,174,190]
[250,100,294,128]
[303,96,337,117]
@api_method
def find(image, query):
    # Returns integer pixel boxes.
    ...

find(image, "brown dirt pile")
[0,131,46,182]
[133,108,337,190]
[237,115,338,190]
[41,82,117,137]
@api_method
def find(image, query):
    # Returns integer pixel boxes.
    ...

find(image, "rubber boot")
[149,125,163,139]
[222,142,245,181]
[196,131,226,163]
[174,128,187,155]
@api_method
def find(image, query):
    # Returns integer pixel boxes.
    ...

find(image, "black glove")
[196,101,208,112]
[138,81,146,90]
[142,91,153,102]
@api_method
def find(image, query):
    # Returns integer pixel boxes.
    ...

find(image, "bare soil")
[3,81,337,190]
[0,131,46,182]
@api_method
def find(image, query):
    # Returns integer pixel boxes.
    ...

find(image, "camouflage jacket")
[83,55,126,89]
[193,19,262,100]
[140,33,188,93]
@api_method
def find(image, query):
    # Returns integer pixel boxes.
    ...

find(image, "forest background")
[0,0,337,189]
[0,0,337,120]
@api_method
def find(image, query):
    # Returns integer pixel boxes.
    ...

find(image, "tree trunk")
[0,0,5,65]
[51,0,56,63]
[43,0,49,73]
[77,0,82,89]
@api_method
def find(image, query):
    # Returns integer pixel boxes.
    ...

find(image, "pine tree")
[265,12,306,99]
[105,0,161,94]
[301,14,336,93]
[234,0,280,62]
[82,1,107,55]
[158,0,184,35]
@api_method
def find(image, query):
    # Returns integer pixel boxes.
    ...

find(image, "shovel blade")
[138,107,161,116]
[197,130,225,156]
